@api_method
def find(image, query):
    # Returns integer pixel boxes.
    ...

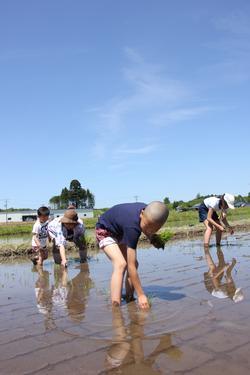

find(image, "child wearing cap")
[29,206,50,266]
[48,209,86,267]
[95,201,169,309]
[198,193,235,247]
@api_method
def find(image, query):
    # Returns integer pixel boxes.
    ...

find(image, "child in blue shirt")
[96,201,169,309]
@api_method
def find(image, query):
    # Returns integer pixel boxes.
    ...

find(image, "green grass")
[1,207,250,237]
[162,206,250,228]
[0,223,32,236]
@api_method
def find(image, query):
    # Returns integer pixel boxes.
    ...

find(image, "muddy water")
[1,234,250,374]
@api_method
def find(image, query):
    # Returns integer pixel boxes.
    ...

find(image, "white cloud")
[90,48,216,160]
[150,106,216,126]
[115,144,156,155]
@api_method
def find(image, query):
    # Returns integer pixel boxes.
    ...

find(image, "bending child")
[95,201,169,309]
[198,193,235,247]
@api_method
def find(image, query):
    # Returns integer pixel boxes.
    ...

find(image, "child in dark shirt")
[96,201,169,309]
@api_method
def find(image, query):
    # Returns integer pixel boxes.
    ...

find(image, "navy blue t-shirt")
[96,203,146,249]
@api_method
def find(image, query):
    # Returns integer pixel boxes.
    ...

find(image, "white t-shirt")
[204,197,221,211]
[32,220,49,247]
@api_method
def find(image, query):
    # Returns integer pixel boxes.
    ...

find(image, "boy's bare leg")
[203,220,213,247]
[37,248,48,267]
[103,244,127,306]
[215,220,223,245]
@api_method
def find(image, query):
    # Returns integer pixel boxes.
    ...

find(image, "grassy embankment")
[1,207,250,238]
[1,207,250,257]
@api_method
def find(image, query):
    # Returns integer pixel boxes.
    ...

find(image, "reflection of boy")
[30,206,50,266]
[106,304,182,371]
[34,268,52,315]
[48,209,86,267]
[204,247,244,303]
[96,201,169,309]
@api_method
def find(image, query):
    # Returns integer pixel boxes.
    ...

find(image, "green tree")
[86,189,95,208]
[49,179,95,209]
[60,187,69,208]
[163,197,170,205]
[49,195,60,209]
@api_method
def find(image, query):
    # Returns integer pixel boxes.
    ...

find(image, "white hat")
[224,193,235,209]
[212,289,228,299]
[232,288,244,303]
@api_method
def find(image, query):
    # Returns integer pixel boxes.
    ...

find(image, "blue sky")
[0,0,249,209]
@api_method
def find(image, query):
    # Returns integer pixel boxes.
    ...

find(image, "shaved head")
[143,201,169,226]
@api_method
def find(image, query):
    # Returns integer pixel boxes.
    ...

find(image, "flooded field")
[1,233,250,374]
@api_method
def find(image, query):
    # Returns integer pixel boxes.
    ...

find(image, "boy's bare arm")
[33,234,40,247]
[127,247,149,309]
[207,209,224,231]
[221,217,234,233]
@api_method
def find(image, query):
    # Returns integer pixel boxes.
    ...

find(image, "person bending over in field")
[198,193,235,247]
[48,209,86,267]
[95,201,169,309]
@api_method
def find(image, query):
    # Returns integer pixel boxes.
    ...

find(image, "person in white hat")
[198,193,235,246]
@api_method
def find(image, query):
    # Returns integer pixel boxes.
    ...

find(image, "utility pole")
[134,195,138,202]
[0,199,9,223]
[4,199,8,223]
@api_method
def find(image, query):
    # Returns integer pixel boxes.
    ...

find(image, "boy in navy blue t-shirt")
[96,201,169,309]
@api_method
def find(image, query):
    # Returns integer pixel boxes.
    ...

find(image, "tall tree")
[60,187,69,208]
[86,189,95,208]
[163,197,170,205]
[69,179,87,208]
[49,195,60,209]
[49,179,95,209]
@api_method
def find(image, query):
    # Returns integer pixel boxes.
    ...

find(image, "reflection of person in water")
[33,267,54,330]
[34,268,52,315]
[67,263,94,322]
[34,264,94,326]
[105,304,182,371]
[203,246,244,303]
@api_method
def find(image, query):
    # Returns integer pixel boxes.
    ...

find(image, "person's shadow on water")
[143,285,186,301]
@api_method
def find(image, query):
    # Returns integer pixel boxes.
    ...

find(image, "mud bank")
[1,220,250,258]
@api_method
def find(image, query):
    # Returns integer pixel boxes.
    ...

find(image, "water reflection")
[34,263,94,329]
[203,246,244,303]
[105,303,182,372]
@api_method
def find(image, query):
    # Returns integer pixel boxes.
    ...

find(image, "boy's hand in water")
[138,294,150,309]
[61,259,68,268]
[150,234,165,249]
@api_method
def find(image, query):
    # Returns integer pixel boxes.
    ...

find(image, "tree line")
[49,179,95,209]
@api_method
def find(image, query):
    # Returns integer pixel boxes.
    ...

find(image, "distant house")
[0,208,94,223]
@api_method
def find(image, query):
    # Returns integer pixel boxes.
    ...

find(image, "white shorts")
[99,236,117,249]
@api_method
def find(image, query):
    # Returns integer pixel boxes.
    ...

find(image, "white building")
[0,209,94,223]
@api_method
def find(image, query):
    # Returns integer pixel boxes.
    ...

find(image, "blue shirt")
[96,203,146,249]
